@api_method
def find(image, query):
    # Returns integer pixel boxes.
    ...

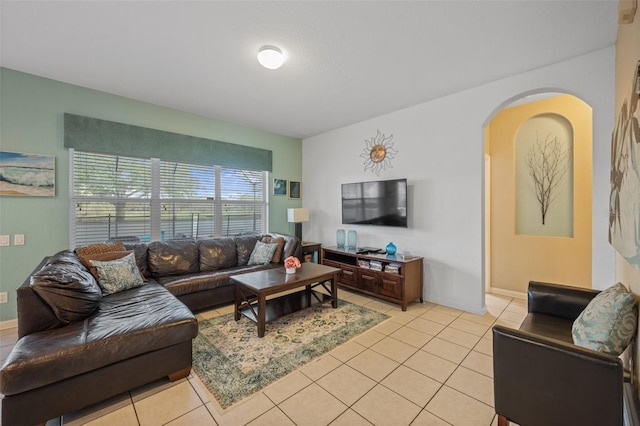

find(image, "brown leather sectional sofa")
[0,233,301,426]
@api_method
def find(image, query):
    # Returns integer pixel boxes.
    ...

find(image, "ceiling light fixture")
[257,45,284,70]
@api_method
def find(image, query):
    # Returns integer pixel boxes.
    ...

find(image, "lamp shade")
[287,208,309,223]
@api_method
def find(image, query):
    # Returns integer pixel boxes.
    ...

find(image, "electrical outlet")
[0,235,8,247]
[14,234,24,245]
[0,292,7,304]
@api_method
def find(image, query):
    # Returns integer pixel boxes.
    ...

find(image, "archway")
[482,91,593,299]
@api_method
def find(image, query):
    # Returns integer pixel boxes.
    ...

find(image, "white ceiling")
[0,1,619,139]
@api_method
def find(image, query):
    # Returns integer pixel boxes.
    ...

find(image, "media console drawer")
[324,259,357,285]
[322,246,424,311]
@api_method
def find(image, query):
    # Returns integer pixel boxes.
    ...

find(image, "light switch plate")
[0,235,9,247]
[14,234,24,245]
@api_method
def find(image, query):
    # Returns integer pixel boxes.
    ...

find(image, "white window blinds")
[220,167,265,236]
[160,161,216,239]
[71,150,267,246]
[72,152,151,246]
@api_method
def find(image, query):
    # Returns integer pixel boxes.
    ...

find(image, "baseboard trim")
[0,318,18,330]
[487,287,527,300]
[425,295,487,315]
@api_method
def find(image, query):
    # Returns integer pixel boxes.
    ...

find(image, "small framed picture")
[273,178,287,196]
[288,180,301,199]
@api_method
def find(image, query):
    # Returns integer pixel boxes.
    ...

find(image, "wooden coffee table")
[232,262,340,337]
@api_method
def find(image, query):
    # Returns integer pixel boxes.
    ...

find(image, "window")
[71,150,267,246]
[72,152,151,246]
[219,167,265,237]
[159,161,216,240]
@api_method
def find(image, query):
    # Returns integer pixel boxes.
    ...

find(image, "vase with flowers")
[284,256,301,274]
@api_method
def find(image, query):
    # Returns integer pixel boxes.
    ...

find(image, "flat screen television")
[341,178,408,227]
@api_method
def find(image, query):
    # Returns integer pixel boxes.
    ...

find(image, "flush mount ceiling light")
[257,45,284,70]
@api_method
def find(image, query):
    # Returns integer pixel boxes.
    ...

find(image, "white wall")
[303,47,615,314]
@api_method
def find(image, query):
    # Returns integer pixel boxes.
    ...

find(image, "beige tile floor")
[0,290,526,426]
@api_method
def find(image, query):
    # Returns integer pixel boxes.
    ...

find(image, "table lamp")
[287,208,309,241]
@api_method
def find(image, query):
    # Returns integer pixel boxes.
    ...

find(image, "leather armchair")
[493,281,636,426]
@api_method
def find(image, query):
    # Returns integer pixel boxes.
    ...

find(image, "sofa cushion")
[520,313,575,344]
[159,271,233,297]
[0,283,197,396]
[572,283,638,355]
[248,240,278,265]
[90,252,145,296]
[236,235,260,266]
[158,263,279,297]
[30,258,102,324]
[199,238,237,271]
[124,242,151,278]
[148,239,199,277]
[262,236,285,263]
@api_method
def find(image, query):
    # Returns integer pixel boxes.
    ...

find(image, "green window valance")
[63,113,273,171]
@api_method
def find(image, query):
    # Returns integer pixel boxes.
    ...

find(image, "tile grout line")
[129,391,141,426]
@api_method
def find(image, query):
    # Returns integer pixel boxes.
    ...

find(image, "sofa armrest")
[17,257,64,338]
[493,324,624,426]
[528,280,599,320]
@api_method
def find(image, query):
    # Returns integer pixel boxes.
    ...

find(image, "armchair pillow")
[572,283,637,356]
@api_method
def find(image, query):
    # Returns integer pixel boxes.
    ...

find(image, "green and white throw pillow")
[248,241,278,265]
[90,252,145,296]
[572,283,637,356]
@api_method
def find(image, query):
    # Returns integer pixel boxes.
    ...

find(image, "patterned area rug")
[192,300,389,409]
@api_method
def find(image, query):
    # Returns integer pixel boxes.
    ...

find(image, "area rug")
[192,300,389,409]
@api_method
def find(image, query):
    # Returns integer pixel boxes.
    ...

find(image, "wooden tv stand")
[322,246,424,311]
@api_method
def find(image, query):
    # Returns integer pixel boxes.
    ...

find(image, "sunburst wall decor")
[360,130,398,175]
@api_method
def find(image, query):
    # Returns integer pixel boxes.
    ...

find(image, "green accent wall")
[0,67,302,322]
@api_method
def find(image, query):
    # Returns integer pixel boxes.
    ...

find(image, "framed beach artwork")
[0,151,55,197]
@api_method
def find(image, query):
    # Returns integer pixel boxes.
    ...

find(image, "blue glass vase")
[336,229,346,247]
[347,230,358,249]
[385,242,397,255]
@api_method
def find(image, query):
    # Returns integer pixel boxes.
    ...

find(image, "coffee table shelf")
[238,289,333,324]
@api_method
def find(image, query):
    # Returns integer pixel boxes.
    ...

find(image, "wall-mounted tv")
[341,178,408,227]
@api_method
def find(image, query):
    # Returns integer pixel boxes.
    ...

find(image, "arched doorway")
[484,92,593,297]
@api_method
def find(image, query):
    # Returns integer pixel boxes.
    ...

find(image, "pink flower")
[284,256,301,269]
